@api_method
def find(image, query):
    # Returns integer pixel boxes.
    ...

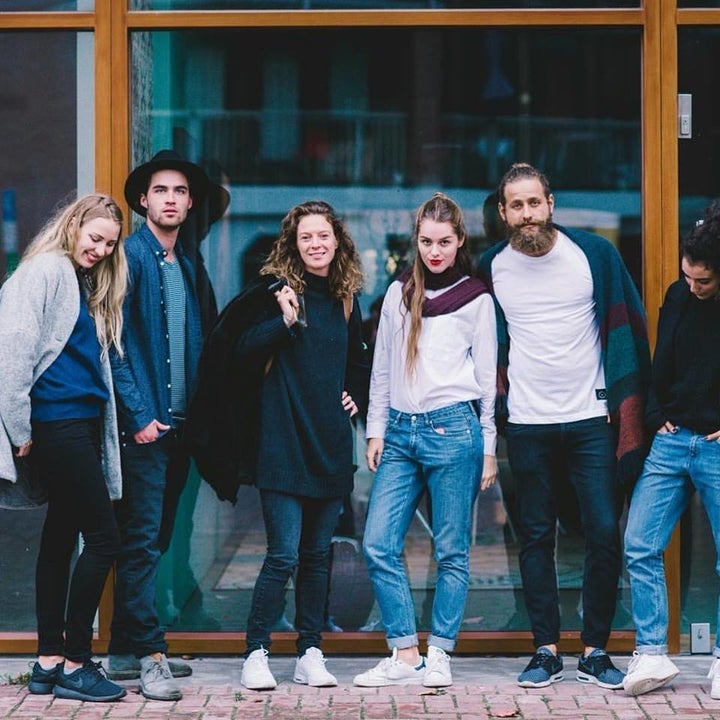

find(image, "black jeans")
[506,416,621,650]
[245,490,344,656]
[33,418,121,663]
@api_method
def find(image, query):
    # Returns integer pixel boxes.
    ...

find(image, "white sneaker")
[707,656,720,699]
[353,648,426,687]
[293,647,337,687]
[622,651,679,696]
[424,646,452,687]
[241,648,277,690]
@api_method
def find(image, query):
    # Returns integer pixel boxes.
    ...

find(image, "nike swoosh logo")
[60,674,85,689]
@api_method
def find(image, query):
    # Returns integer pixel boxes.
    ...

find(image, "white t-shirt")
[366,277,498,455]
[491,232,607,424]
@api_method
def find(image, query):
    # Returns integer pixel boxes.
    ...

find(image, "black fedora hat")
[207,182,230,225]
[124,149,212,217]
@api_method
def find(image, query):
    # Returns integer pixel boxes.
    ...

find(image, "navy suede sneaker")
[517,647,564,688]
[53,661,127,702]
[28,661,62,695]
[577,648,625,689]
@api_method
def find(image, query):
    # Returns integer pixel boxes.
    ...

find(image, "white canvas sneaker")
[622,651,679,696]
[423,646,453,687]
[353,648,426,687]
[293,647,337,687]
[241,648,277,690]
[707,656,720,700]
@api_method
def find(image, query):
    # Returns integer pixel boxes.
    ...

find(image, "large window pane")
[133,26,641,636]
[0,30,93,631]
[1,1,93,9]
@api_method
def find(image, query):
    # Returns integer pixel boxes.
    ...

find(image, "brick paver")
[2,655,720,719]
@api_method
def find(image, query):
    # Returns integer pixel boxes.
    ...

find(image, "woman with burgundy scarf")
[354,193,497,689]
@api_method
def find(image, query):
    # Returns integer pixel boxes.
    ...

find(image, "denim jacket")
[110,224,203,443]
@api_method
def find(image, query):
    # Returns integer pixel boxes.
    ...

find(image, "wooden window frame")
[1,0,714,655]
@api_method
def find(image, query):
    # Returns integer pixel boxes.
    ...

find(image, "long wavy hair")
[401,192,472,374]
[260,200,363,300]
[22,193,127,357]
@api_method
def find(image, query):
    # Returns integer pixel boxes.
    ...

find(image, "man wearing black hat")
[107,150,222,700]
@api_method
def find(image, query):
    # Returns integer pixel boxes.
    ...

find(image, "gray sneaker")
[139,654,183,701]
[108,653,193,680]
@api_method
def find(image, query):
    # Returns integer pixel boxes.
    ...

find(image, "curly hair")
[22,193,127,357]
[683,198,720,275]
[260,200,363,300]
[402,192,471,375]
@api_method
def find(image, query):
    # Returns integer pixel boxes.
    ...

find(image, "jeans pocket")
[428,412,472,437]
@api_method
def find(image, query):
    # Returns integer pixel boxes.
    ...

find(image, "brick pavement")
[2,655,720,719]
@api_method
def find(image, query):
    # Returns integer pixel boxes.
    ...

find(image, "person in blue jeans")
[0,194,127,702]
[218,200,370,690]
[108,150,216,700]
[624,200,720,698]
[478,163,650,690]
[354,192,498,688]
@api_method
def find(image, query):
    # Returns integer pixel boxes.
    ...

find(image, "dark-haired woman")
[353,193,497,689]
[624,200,720,698]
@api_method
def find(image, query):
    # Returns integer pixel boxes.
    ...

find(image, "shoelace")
[583,652,613,674]
[147,660,172,682]
[529,652,557,671]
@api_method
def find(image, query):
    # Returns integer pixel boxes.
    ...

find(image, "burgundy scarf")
[399,266,489,317]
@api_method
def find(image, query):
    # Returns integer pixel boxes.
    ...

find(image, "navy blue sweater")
[31,283,108,421]
[246,273,368,498]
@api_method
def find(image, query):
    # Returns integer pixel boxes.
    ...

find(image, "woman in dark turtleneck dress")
[237,201,369,691]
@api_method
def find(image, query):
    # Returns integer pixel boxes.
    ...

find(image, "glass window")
[0,30,93,632]
[133,25,641,636]
[1,1,93,9]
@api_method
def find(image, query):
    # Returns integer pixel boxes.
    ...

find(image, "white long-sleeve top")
[366,277,498,455]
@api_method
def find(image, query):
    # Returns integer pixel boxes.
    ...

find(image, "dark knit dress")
[255,272,361,499]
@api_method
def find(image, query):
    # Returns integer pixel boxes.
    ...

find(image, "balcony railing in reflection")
[152,108,640,190]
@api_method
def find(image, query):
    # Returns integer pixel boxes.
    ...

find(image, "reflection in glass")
[2,0,93,8]
[134,25,641,636]
[0,29,88,631]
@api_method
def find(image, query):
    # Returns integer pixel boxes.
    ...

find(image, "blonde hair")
[402,192,471,374]
[261,200,363,300]
[22,193,127,356]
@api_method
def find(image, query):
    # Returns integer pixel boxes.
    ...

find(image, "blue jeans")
[625,427,720,655]
[505,416,620,649]
[362,402,483,652]
[109,431,189,657]
[245,490,344,656]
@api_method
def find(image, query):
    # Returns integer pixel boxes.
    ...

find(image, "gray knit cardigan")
[0,252,122,507]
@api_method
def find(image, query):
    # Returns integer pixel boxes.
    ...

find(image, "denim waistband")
[388,401,477,424]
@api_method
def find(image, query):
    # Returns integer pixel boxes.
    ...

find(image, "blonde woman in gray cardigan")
[0,194,128,703]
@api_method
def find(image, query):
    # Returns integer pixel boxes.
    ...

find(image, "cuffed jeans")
[109,430,189,658]
[505,416,620,649]
[362,402,483,652]
[625,427,720,654]
[33,418,121,663]
[245,490,344,656]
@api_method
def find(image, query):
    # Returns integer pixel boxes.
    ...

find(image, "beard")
[508,217,556,256]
